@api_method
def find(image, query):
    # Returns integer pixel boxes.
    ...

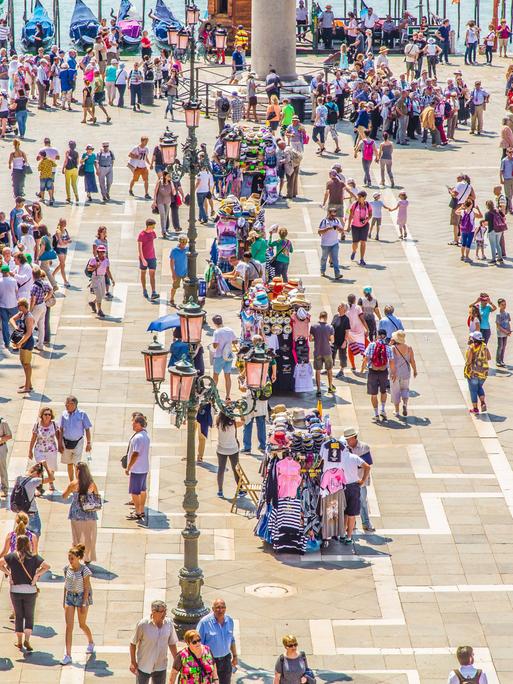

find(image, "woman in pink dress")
[345,293,369,371]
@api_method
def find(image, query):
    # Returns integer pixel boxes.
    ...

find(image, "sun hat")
[343,427,358,439]
[292,408,307,427]
[271,404,287,416]
[470,331,483,341]
[363,285,372,293]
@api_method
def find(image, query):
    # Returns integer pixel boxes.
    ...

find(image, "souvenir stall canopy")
[254,405,357,555]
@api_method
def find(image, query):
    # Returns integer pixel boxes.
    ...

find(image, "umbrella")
[147,313,180,332]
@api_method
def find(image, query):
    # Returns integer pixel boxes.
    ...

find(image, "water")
[10,0,493,50]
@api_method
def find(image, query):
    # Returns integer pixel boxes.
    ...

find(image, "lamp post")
[142,300,273,636]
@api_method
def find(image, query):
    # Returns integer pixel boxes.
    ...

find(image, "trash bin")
[141,80,154,106]
[288,94,307,123]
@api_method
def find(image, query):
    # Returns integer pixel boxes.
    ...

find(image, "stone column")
[251,0,297,81]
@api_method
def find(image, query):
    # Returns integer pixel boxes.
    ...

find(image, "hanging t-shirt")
[276,457,301,499]
[293,363,314,392]
[320,438,347,473]
[290,311,311,340]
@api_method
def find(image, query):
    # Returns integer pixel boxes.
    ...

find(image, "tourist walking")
[129,136,151,199]
[52,219,72,287]
[29,268,52,350]
[0,415,12,498]
[124,414,150,522]
[169,630,218,684]
[97,141,115,202]
[62,140,80,204]
[9,297,35,393]
[62,462,99,563]
[496,298,511,367]
[364,328,393,422]
[60,543,95,665]
[130,600,178,684]
[377,132,394,188]
[348,191,372,266]
[153,171,176,237]
[137,218,158,300]
[318,207,343,280]
[464,331,491,413]
[274,636,315,684]
[28,406,59,488]
[129,61,144,110]
[0,535,49,652]
[343,427,375,533]
[8,138,27,198]
[198,599,238,684]
[80,145,99,203]
[215,409,242,499]
[390,331,417,418]
[448,646,488,684]
[86,244,114,318]
[58,396,93,481]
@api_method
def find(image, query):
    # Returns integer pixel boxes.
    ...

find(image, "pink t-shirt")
[87,256,109,276]
[350,201,372,227]
[276,457,301,499]
[347,304,366,334]
[138,230,156,260]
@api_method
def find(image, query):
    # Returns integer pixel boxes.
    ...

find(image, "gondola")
[111,0,142,51]
[150,0,182,49]
[21,0,55,51]
[69,0,100,51]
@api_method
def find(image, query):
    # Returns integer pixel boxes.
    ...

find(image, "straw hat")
[292,408,307,427]
[271,404,287,416]
[272,295,291,312]
[379,46,388,53]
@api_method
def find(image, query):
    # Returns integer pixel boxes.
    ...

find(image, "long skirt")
[70,519,97,562]
[321,489,346,539]
[84,170,98,194]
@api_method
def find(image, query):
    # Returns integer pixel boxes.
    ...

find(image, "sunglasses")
[190,639,201,645]
[286,643,298,648]
[42,412,52,416]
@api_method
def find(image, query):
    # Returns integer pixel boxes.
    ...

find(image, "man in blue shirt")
[378,305,404,342]
[58,396,93,480]
[169,235,189,306]
[500,147,513,213]
[436,19,451,64]
[197,599,237,684]
[229,45,244,85]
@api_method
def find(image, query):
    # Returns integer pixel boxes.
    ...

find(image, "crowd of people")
[0,4,509,684]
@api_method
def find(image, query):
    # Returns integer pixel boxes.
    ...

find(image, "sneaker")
[144,194,152,200]
[142,289,149,298]
[372,414,380,423]
[61,654,72,666]
[150,292,159,300]
[469,407,479,414]
[97,309,105,318]
[240,448,251,454]
[86,642,95,654]
[343,537,353,545]
[350,251,356,261]
[237,491,247,498]
[217,491,224,498]
[359,259,366,266]
[328,385,336,393]
[335,370,344,379]
[334,274,343,280]
[88,301,97,313]
[380,411,387,421]
[362,525,376,532]
[402,406,408,416]
[316,390,321,397]
[128,189,134,196]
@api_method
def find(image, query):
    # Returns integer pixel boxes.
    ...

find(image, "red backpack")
[370,341,388,369]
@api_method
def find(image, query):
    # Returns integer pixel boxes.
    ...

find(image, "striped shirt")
[230,98,244,122]
[64,564,92,592]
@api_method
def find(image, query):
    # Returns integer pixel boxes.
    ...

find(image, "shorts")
[232,70,243,82]
[313,354,333,371]
[460,231,473,248]
[0,110,7,119]
[137,670,166,684]
[155,163,166,174]
[248,96,257,106]
[56,247,68,255]
[312,125,325,144]
[405,61,415,72]
[129,472,148,495]
[277,166,285,180]
[332,344,347,368]
[40,178,54,191]
[132,167,149,182]
[367,368,389,395]
[93,91,105,104]
[344,482,361,516]
[139,257,157,271]
[450,209,460,226]
[370,217,382,227]
[351,223,369,243]
[19,348,32,364]
[172,275,183,289]
[213,356,232,374]
[61,437,84,465]
[65,590,93,607]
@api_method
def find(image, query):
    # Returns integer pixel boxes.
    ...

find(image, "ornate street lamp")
[185,3,200,26]
[178,298,205,344]
[215,27,227,51]
[183,100,201,128]
[160,129,178,165]
[225,138,242,160]
[177,28,190,51]
[167,27,179,46]
[142,329,273,636]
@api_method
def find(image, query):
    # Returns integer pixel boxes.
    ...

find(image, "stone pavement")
[0,53,513,683]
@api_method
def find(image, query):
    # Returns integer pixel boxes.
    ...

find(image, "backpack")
[362,139,375,161]
[444,100,452,118]
[454,669,482,684]
[10,476,33,513]
[52,233,58,249]
[326,102,338,125]
[493,210,507,232]
[370,341,388,369]
[220,97,230,113]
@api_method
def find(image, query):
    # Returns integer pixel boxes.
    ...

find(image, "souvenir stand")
[239,127,280,205]
[254,406,350,554]
[212,194,264,276]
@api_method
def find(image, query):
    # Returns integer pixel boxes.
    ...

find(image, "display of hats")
[272,295,291,312]
[271,324,283,335]
[269,430,291,449]
[292,408,307,428]
[253,291,269,309]
[290,292,311,309]
[295,307,309,321]
[283,324,292,335]
[263,324,271,335]
[271,404,287,416]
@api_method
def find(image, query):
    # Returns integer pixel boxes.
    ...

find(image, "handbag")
[121,432,136,469]
[10,329,24,346]
[63,436,82,450]
[79,492,102,512]
[23,164,33,175]
[45,293,56,308]
[78,163,85,177]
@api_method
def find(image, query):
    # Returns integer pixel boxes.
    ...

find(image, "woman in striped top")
[61,544,94,665]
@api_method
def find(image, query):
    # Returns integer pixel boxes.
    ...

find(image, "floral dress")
[33,421,58,470]
[173,646,216,684]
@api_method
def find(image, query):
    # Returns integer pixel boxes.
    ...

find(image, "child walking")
[388,191,409,239]
[369,191,386,240]
[474,219,487,261]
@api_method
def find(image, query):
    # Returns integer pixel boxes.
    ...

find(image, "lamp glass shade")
[178,30,190,50]
[161,143,177,164]
[215,31,227,50]
[186,5,200,25]
[245,359,269,389]
[184,106,200,128]
[169,367,196,401]
[180,314,204,344]
[142,349,168,383]
[225,139,241,159]
[168,28,178,46]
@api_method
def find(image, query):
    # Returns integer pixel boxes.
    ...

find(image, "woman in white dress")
[28,406,60,490]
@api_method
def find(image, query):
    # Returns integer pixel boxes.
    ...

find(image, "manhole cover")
[245,583,297,597]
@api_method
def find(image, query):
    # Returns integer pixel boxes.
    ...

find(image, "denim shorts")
[460,231,473,248]
[213,357,232,374]
[40,178,54,191]
[65,590,93,607]
[129,472,148,494]
[139,257,157,271]
[56,247,68,255]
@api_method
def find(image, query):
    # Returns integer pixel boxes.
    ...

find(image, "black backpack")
[326,103,338,125]
[10,476,33,513]
[220,97,230,113]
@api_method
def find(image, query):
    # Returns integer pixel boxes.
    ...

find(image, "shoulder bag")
[17,553,40,594]
[79,491,102,512]
[121,432,136,469]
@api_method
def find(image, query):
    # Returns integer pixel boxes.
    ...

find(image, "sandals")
[126,512,144,521]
